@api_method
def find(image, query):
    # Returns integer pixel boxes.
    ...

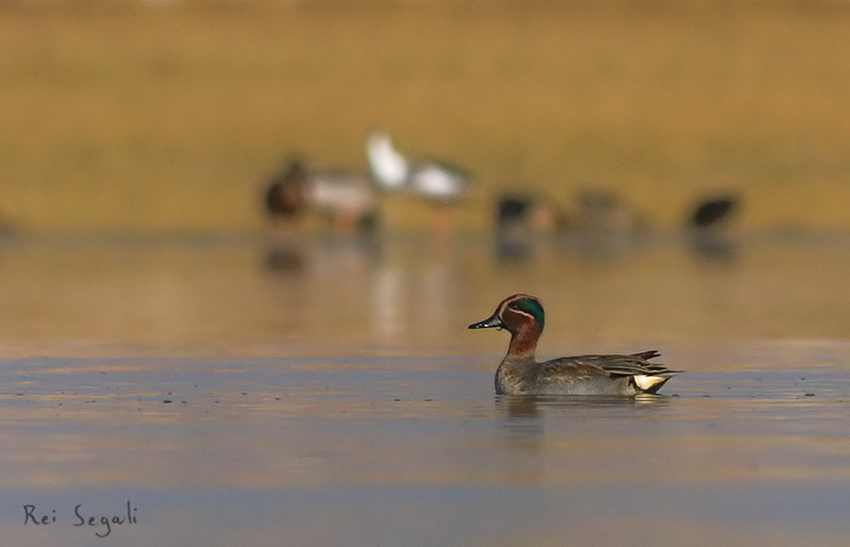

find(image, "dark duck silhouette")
[688,196,739,229]
[265,159,309,219]
[264,158,378,233]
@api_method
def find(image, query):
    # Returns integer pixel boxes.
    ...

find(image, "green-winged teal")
[469,294,682,396]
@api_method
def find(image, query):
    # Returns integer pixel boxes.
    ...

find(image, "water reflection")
[0,234,846,356]
[491,191,745,266]
[495,393,674,445]
[688,231,740,262]
[498,394,670,417]
[5,349,850,545]
[260,231,463,349]
[264,238,307,272]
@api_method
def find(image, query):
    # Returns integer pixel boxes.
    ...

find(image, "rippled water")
[1,233,849,546]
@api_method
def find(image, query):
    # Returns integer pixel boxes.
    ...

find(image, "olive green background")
[2,0,850,234]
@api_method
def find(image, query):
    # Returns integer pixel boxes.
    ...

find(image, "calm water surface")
[1,233,849,546]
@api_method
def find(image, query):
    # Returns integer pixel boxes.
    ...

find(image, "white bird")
[365,130,469,203]
[366,132,409,191]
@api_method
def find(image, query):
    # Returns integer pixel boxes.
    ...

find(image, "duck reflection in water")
[499,393,669,416]
[493,190,649,261]
[264,243,306,272]
[495,394,671,445]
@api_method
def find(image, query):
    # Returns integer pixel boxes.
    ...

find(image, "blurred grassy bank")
[2,0,850,234]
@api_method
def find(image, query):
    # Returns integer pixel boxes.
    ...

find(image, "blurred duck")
[264,158,378,234]
[688,195,739,230]
[495,193,567,258]
[687,194,740,258]
[265,159,309,218]
[573,190,644,236]
[493,189,648,257]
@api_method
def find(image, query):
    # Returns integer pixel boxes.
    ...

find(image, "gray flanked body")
[470,294,681,397]
[495,351,674,396]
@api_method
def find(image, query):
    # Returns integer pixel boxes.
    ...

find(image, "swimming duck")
[469,294,681,396]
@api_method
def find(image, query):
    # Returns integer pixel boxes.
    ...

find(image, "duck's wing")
[569,353,680,376]
[631,349,661,361]
[597,353,682,394]
[539,352,682,394]
[536,357,613,382]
